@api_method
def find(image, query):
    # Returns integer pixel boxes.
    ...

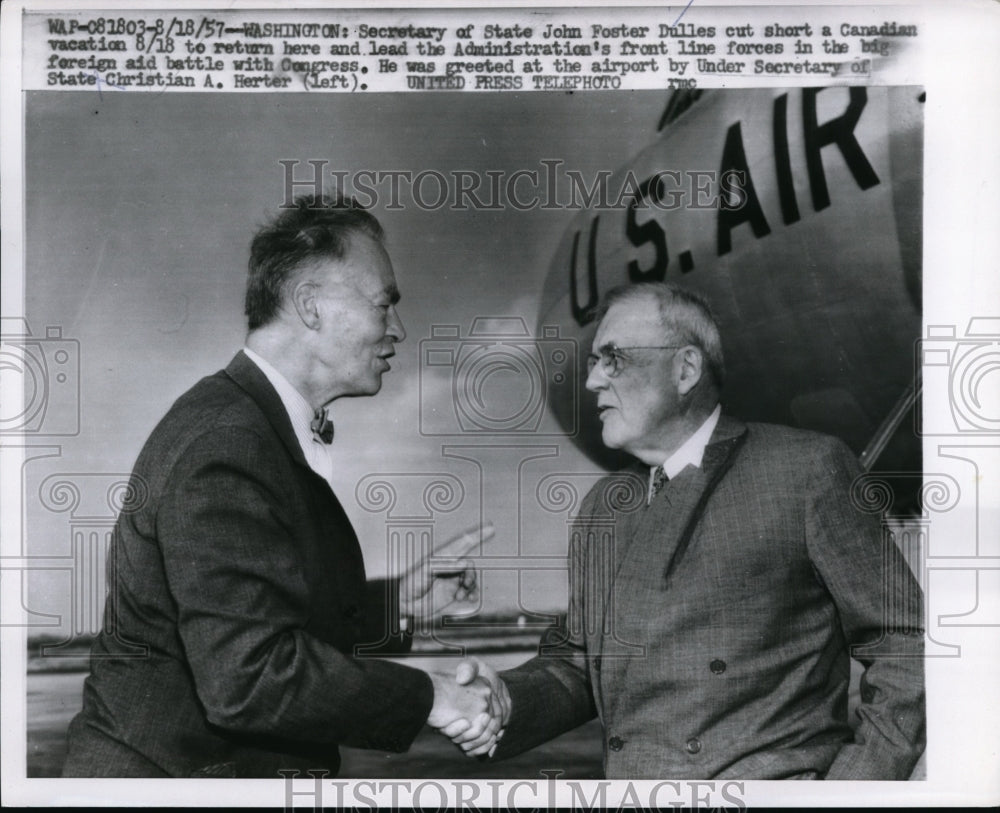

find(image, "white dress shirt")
[243,347,335,488]
[648,404,722,502]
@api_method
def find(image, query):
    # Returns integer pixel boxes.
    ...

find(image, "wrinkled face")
[312,234,406,399]
[585,298,682,459]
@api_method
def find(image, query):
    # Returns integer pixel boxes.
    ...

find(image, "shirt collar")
[656,403,722,480]
[242,346,321,452]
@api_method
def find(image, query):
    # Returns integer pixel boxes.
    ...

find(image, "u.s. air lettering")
[568,86,883,326]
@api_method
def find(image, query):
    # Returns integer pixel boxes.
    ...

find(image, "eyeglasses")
[586,345,686,378]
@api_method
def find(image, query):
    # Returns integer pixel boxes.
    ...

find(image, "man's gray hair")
[597,282,725,389]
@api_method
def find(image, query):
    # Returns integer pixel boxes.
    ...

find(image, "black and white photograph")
[2,1,998,808]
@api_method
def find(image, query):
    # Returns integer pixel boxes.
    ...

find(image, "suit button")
[608,736,625,752]
[685,737,702,754]
[593,656,602,672]
[343,604,360,620]
[710,658,726,674]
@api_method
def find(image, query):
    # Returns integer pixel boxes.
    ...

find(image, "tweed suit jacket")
[63,351,434,778]
[495,416,925,779]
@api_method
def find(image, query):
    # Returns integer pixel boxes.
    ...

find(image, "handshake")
[427,657,511,757]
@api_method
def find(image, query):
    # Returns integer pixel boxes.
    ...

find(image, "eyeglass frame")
[585,344,688,379]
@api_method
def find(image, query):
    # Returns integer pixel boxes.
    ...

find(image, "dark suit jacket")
[495,416,925,779]
[63,352,434,778]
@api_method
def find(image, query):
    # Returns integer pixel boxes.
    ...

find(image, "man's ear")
[290,279,322,330]
[676,346,704,396]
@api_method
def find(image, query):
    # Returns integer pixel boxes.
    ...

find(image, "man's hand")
[438,657,511,757]
[427,671,502,749]
[398,523,495,621]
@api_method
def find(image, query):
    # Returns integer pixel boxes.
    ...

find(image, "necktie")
[651,465,669,498]
[311,407,334,444]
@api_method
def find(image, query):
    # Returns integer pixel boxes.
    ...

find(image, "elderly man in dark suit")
[449,281,925,780]
[62,195,499,778]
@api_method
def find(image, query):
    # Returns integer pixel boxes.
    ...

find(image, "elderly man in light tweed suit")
[447,281,925,780]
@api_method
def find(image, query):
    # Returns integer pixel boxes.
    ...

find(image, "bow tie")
[311,407,334,444]
[651,465,669,497]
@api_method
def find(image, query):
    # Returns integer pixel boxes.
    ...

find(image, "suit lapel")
[660,415,748,581]
[607,461,650,574]
[698,415,749,484]
[613,415,748,580]
[223,351,311,470]
[614,466,706,584]
[598,415,749,712]
[224,352,367,599]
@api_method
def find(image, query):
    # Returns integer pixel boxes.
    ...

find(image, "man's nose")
[585,362,607,392]
[387,305,406,342]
